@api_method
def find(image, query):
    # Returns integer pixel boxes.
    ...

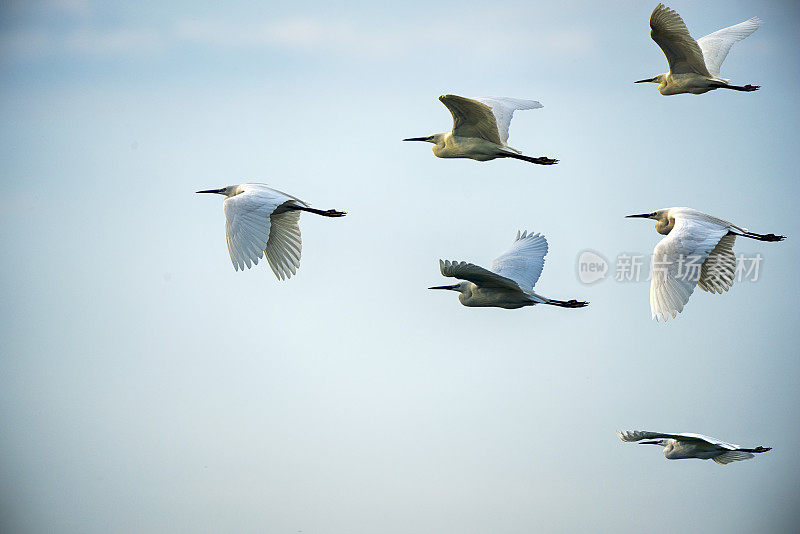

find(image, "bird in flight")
[626,207,785,321]
[636,3,762,95]
[197,183,345,279]
[403,95,557,165]
[617,430,771,465]
[429,230,587,309]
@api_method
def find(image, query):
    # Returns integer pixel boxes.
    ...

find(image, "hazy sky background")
[1,0,799,532]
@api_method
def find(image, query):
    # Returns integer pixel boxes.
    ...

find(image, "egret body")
[404,95,557,165]
[626,207,785,321]
[636,4,762,95]
[618,430,771,465]
[197,183,345,279]
[429,231,587,309]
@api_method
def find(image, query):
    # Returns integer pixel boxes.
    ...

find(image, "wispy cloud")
[0,8,598,63]
[0,29,52,60]
[173,14,598,61]
[64,28,161,56]
[0,27,162,60]
[174,17,339,50]
[46,0,90,17]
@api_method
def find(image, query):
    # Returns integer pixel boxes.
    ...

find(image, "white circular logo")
[577,250,609,284]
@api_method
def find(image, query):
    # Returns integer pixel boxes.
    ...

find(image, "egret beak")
[428,284,459,290]
[639,440,661,445]
[634,77,656,83]
[625,213,653,219]
[403,136,431,142]
[196,188,225,194]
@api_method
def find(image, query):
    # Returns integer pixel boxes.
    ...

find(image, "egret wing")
[618,430,700,443]
[697,233,736,294]
[439,94,503,145]
[439,260,521,291]
[246,183,308,205]
[713,451,755,465]
[474,97,542,145]
[617,430,738,449]
[265,202,303,280]
[649,3,711,76]
[490,231,548,291]
[223,192,278,271]
[649,217,729,321]
[697,17,761,78]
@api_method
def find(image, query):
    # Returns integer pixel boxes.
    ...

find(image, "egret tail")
[499,153,559,165]
[288,206,347,217]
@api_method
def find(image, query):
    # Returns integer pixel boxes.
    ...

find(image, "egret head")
[639,439,672,447]
[403,133,447,150]
[634,74,665,85]
[196,185,238,197]
[428,281,467,293]
[641,439,678,457]
[403,134,436,144]
[626,209,673,234]
[625,211,658,220]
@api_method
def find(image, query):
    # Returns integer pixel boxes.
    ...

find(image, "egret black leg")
[288,206,347,217]
[713,83,760,92]
[500,153,559,165]
[737,446,772,453]
[545,299,588,308]
[740,231,785,242]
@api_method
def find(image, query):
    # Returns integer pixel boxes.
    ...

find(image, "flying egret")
[626,207,785,321]
[636,3,762,95]
[197,183,345,279]
[429,231,587,309]
[617,430,771,465]
[403,95,558,165]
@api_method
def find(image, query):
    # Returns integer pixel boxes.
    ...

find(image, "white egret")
[429,231,587,309]
[636,4,762,95]
[627,207,785,321]
[197,183,345,279]
[617,430,771,465]
[403,94,558,165]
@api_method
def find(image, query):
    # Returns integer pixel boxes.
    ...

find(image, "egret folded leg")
[287,206,347,217]
[737,230,785,242]
[737,446,772,453]
[544,298,588,308]
[712,83,760,92]
[499,153,559,165]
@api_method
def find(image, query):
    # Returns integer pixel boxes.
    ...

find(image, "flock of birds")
[198,5,783,464]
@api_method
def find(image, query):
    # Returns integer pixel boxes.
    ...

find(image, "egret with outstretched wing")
[403,95,557,165]
[429,231,587,309]
[636,4,761,95]
[197,183,345,280]
[618,430,771,464]
[626,207,785,321]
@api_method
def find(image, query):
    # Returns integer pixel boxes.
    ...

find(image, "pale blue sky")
[1,1,799,532]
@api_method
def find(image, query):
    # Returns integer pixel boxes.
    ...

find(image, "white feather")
[491,230,549,292]
[697,17,762,78]
[218,183,317,279]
